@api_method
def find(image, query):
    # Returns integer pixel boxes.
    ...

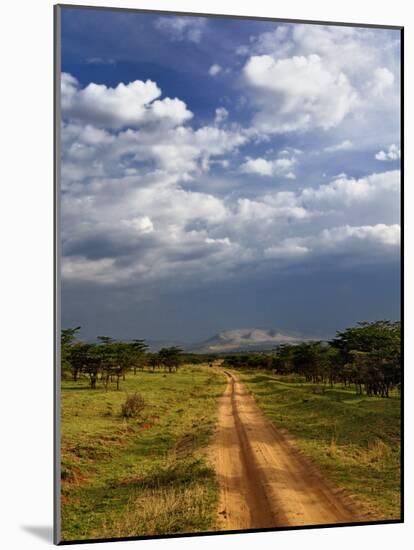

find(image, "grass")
[239,370,401,521]
[60,365,226,541]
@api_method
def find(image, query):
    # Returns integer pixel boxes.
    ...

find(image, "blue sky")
[60,7,401,343]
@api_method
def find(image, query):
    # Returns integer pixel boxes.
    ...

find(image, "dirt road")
[210,370,361,531]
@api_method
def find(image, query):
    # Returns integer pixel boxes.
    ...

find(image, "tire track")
[210,370,362,530]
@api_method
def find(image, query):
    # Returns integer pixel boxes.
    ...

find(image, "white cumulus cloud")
[243,53,358,133]
[239,24,399,137]
[375,144,401,161]
[300,170,400,207]
[318,223,400,248]
[240,156,296,178]
[61,73,193,129]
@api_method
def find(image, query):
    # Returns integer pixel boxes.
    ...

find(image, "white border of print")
[1,1,411,549]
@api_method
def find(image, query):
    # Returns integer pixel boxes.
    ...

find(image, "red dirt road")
[210,371,362,530]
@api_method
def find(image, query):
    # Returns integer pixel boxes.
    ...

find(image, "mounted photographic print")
[54,4,403,544]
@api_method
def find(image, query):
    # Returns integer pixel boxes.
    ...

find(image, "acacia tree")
[272,344,294,374]
[147,352,160,372]
[96,337,131,390]
[158,347,182,373]
[291,342,327,383]
[66,341,87,382]
[63,331,151,390]
[82,345,102,389]
[66,342,101,387]
[61,326,81,378]
[221,320,400,398]
[131,339,149,374]
[111,343,131,390]
[331,320,401,397]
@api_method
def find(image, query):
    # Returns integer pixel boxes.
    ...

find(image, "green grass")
[239,370,401,521]
[60,366,226,541]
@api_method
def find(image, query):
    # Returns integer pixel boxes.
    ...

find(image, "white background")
[0,0,411,548]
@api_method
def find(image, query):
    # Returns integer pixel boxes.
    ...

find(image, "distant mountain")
[188,328,313,354]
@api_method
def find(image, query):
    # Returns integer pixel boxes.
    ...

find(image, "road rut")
[210,371,362,530]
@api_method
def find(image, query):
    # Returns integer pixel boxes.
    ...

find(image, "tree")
[61,326,81,378]
[96,335,115,346]
[130,339,149,374]
[272,344,294,374]
[97,338,128,391]
[147,352,160,372]
[82,345,102,389]
[67,342,100,387]
[158,347,182,373]
[291,342,326,383]
[62,331,151,390]
[221,320,400,398]
[331,321,401,397]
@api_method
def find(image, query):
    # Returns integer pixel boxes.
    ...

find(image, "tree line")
[61,327,185,390]
[223,320,401,398]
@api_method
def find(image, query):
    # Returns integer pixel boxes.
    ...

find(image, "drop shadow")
[21,525,54,543]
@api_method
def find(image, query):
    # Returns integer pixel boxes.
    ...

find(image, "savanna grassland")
[60,366,225,541]
[60,320,401,540]
[239,371,401,520]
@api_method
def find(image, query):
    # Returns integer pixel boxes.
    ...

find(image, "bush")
[121,393,145,418]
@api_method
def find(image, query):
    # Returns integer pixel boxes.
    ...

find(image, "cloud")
[62,256,122,285]
[154,16,207,43]
[122,216,154,234]
[234,193,308,224]
[86,57,116,65]
[240,25,293,58]
[214,107,228,125]
[61,120,247,188]
[243,54,358,133]
[60,74,252,288]
[240,24,399,135]
[209,64,222,76]
[264,242,309,259]
[375,144,401,161]
[240,156,296,178]
[300,170,400,208]
[61,93,400,290]
[324,139,353,153]
[61,167,400,288]
[318,223,400,248]
[60,74,249,187]
[61,73,193,129]
[60,61,400,291]
[265,223,400,262]
[368,67,395,97]
[59,15,402,343]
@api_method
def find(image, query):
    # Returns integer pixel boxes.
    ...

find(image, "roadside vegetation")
[223,320,401,519]
[60,329,225,540]
[224,321,401,398]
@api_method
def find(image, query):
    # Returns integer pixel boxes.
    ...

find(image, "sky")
[59,7,401,344]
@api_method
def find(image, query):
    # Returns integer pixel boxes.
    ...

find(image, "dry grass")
[96,482,214,538]
[60,366,225,541]
[328,437,393,470]
[240,370,401,520]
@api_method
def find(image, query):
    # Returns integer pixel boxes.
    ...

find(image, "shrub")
[121,393,145,418]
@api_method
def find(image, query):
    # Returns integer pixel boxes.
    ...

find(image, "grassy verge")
[239,370,401,520]
[60,365,226,541]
